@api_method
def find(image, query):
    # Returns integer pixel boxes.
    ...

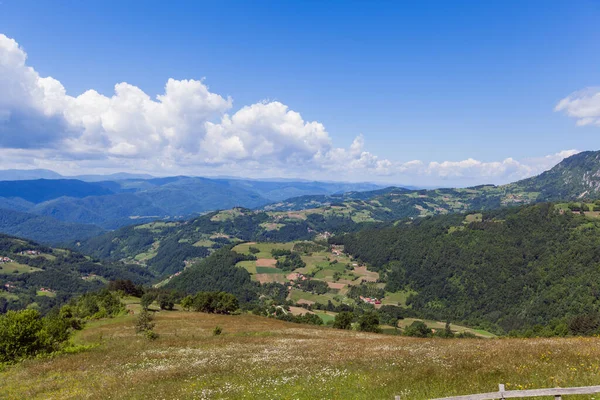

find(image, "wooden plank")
[430,385,600,400]
[503,386,600,398]
[432,391,503,400]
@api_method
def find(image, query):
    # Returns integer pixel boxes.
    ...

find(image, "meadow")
[2,307,600,400]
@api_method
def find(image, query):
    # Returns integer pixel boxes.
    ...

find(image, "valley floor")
[2,310,600,399]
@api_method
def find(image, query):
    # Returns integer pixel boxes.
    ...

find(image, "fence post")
[554,396,562,400]
[499,384,506,400]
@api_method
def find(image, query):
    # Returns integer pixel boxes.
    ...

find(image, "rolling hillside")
[5,308,600,399]
[0,234,153,314]
[267,151,600,221]
[0,208,105,244]
[335,201,600,333]
[0,174,383,235]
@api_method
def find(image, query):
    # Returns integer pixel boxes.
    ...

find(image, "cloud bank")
[0,34,581,185]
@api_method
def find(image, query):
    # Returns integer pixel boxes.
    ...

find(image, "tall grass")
[2,309,600,399]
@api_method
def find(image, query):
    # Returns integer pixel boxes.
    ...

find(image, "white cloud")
[555,87,600,126]
[0,33,583,185]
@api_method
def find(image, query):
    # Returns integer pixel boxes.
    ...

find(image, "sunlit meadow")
[2,309,600,400]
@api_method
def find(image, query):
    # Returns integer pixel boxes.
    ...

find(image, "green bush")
[333,311,354,330]
[358,312,381,333]
[403,321,432,338]
[135,309,155,334]
[0,309,75,363]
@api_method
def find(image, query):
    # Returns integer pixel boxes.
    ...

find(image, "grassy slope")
[2,309,600,399]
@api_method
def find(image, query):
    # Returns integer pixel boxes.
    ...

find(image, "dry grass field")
[2,309,600,400]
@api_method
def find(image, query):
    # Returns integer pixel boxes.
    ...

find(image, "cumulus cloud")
[0,33,582,185]
[555,87,600,126]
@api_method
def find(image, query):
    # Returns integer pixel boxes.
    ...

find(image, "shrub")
[191,291,239,314]
[403,321,432,338]
[358,312,381,333]
[157,294,175,310]
[213,326,222,336]
[140,293,156,311]
[144,330,159,340]
[249,247,260,254]
[180,295,193,311]
[333,311,354,330]
[0,309,74,363]
[135,309,155,334]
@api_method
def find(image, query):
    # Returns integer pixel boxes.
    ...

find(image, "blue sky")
[0,0,599,186]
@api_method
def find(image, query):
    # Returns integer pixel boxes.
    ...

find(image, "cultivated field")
[2,310,600,399]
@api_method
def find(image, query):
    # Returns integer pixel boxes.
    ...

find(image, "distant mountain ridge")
[265,151,600,220]
[510,150,600,200]
[2,151,600,244]
[0,174,384,239]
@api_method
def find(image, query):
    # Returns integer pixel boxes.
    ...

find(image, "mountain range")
[0,174,383,242]
[2,150,600,245]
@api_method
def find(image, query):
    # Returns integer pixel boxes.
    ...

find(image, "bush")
[213,326,222,336]
[191,292,239,314]
[135,309,155,334]
[358,312,381,333]
[144,330,159,340]
[180,295,193,311]
[433,322,455,338]
[0,309,74,363]
[140,293,156,311]
[157,294,175,311]
[249,247,260,254]
[333,311,354,330]
[403,321,432,338]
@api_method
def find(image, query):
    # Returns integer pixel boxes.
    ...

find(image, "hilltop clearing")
[2,307,600,399]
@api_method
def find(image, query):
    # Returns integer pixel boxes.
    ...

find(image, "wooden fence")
[394,384,600,400]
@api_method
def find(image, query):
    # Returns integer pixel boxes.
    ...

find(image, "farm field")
[0,262,42,275]
[232,242,294,259]
[35,290,56,298]
[381,290,416,307]
[2,309,600,399]
[233,241,417,324]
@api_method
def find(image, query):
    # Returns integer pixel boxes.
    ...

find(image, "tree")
[140,293,155,310]
[157,293,174,311]
[180,295,193,311]
[434,321,454,338]
[333,311,354,330]
[358,312,381,333]
[403,321,432,338]
[249,247,260,254]
[0,309,73,363]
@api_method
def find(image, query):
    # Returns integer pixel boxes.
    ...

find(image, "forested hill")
[510,150,600,200]
[0,208,105,244]
[74,207,373,276]
[335,202,600,334]
[266,151,600,222]
[0,234,153,314]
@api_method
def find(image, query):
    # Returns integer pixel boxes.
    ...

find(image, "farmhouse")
[359,295,381,305]
[0,256,14,263]
[21,250,41,256]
